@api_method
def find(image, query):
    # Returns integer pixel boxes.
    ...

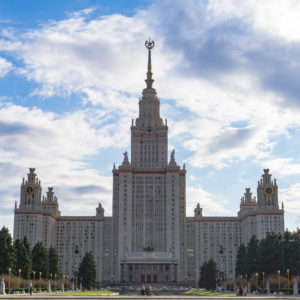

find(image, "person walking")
[29,280,33,295]
[141,285,145,295]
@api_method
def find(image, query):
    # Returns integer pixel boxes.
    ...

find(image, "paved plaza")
[1,294,300,299]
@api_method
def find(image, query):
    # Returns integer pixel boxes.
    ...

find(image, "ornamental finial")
[145,38,155,89]
[145,38,155,50]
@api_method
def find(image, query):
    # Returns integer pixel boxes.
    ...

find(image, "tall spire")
[145,38,155,89]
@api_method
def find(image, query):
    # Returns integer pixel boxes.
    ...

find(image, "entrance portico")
[120,252,178,283]
[121,263,178,283]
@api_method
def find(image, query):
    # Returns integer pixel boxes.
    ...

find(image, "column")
[133,264,136,282]
[171,264,174,282]
[139,264,142,283]
[121,264,124,282]
[125,264,129,282]
[151,264,154,282]
[163,264,166,282]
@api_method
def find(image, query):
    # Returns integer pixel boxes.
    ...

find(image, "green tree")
[0,226,15,274]
[295,229,300,275]
[258,232,283,275]
[285,229,300,276]
[32,242,49,278]
[246,236,259,277]
[14,237,32,279]
[78,252,96,289]
[48,246,59,276]
[235,244,247,276]
[22,237,32,279]
[199,259,218,290]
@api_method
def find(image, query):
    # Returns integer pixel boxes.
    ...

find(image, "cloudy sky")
[1,0,300,234]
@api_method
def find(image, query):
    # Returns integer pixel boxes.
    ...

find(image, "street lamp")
[66,275,69,289]
[245,274,248,287]
[39,272,42,292]
[278,270,280,290]
[240,275,243,287]
[255,273,258,290]
[8,267,11,294]
[99,266,102,289]
[195,268,199,289]
[287,269,290,292]
[33,271,36,292]
[229,275,232,291]
[18,269,22,289]
[54,273,57,290]
[262,272,265,290]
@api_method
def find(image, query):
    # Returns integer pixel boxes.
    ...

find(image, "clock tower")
[257,168,279,210]
[20,168,42,209]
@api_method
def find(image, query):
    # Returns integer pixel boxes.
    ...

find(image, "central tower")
[112,40,187,283]
[131,40,168,168]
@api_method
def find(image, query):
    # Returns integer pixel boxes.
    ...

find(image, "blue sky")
[1,0,300,234]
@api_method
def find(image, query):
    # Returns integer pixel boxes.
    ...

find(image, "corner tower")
[112,40,187,283]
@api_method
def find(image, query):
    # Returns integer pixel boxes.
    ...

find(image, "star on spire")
[145,38,155,89]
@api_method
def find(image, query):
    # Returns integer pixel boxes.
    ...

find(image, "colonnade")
[120,263,177,283]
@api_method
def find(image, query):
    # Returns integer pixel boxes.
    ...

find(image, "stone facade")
[13,41,284,285]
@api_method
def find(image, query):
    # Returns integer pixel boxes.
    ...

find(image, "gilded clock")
[25,185,34,194]
[264,186,274,196]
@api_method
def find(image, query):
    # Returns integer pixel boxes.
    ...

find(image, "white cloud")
[208,0,300,42]
[0,102,131,232]
[1,1,300,232]
[258,158,300,177]
[280,183,300,228]
[187,185,231,216]
[0,57,12,77]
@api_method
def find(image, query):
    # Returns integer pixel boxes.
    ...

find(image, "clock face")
[264,186,274,196]
[25,185,34,194]
[147,127,152,134]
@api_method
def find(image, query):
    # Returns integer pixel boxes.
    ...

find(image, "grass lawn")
[52,290,119,296]
[184,289,235,296]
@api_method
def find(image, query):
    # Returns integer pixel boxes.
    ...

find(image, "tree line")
[0,227,58,279]
[0,226,96,289]
[198,230,300,290]
[236,230,300,278]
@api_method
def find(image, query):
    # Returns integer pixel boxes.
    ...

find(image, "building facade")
[14,41,284,285]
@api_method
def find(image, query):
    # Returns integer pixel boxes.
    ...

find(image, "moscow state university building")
[14,41,284,284]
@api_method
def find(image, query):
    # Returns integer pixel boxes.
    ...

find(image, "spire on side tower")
[145,38,155,89]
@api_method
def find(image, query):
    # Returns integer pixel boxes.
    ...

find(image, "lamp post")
[287,269,290,292]
[50,273,52,291]
[229,276,232,291]
[216,276,218,288]
[39,272,42,292]
[99,267,102,289]
[66,275,69,290]
[256,273,258,290]
[195,268,199,289]
[245,275,247,288]
[278,270,280,290]
[262,272,265,290]
[55,273,57,290]
[8,267,11,294]
[33,271,36,292]
[240,275,243,287]
[18,269,22,289]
